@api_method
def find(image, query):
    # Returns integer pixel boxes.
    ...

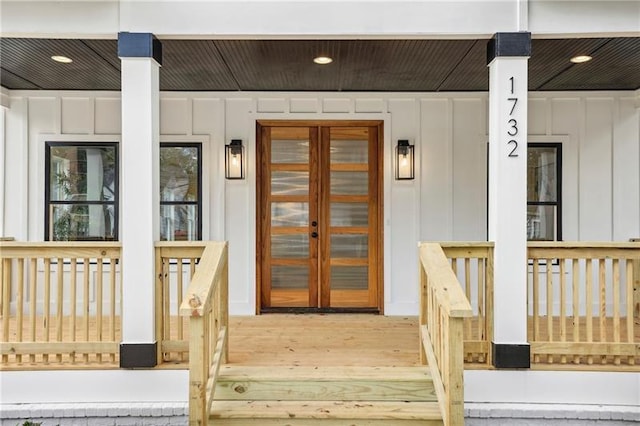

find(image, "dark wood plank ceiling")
[1,37,639,92]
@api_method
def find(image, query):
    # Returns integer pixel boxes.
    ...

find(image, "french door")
[257,120,383,312]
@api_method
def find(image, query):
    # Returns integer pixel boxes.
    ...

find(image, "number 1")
[509,76,514,94]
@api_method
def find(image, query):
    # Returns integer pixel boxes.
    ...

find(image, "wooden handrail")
[419,242,472,426]
[179,241,229,426]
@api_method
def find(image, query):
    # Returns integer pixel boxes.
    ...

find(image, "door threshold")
[260,307,380,314]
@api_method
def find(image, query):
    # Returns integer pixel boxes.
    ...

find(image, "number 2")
[508,140,518,157]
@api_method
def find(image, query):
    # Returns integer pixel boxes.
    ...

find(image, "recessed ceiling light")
[570,55,592,64]
[51,55,73,64]
[313,56,333,65]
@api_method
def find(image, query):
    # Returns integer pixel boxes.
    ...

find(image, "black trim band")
[487,32,532,64]
[492,342,531,368]
[120,342,157,368]
[117,32,163,65]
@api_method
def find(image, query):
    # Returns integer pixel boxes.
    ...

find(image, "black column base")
[120,342,157,368]
[492,342,530,369]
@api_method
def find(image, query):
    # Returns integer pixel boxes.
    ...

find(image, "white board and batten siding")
[2,90,639,316]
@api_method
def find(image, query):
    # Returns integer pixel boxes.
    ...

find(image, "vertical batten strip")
[43,259,51,363]
[56,258,64,362]
[29,258,37,363]
[598,259,606,364]
[572,259,580,364]
[612,259,621,365]
[16,258,24,363]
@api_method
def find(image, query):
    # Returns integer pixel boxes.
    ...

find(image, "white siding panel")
[95,97,121,135]
[580,98,614,241]
[551,97,580,241]
[28,97,58,240]
[420,98,452,241]
[290,98,319,113]
[225,98,254,312]
[613,98,640,241]
[61,97,92,134]
[452,98,486,240]
[160,98,189,135]
[323,98,352,113]
[257,98,286,113]
[355,98,384,113]
[388,99,418,304]
[528,97,548,135]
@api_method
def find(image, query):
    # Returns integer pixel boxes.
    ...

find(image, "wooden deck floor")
[228,314,420,367]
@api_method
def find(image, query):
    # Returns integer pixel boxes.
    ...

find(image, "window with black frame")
[527,143,562,241]
[45,142,118,241]
[160,143,202,241]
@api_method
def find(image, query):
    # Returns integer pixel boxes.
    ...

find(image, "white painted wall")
[2,90,639,316]
[2,1,638,39]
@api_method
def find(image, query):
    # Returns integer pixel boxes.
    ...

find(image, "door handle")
[311,231,318,238]
[311,221,318,227]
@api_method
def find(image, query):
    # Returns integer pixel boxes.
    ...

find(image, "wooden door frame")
[255,119,384,314]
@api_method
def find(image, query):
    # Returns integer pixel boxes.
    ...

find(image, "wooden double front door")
[257,120,383,312]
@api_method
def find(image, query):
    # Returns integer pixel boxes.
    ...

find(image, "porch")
[1,240,639,424]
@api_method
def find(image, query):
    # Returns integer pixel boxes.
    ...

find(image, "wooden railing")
[419,242,473,426]
[0,242,122,368]
[179,241,229,425]
[528,242,639,369]
[440,242,493,366]
[155,241,205,365]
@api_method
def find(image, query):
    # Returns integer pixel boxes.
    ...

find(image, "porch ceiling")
[1,37,639,92]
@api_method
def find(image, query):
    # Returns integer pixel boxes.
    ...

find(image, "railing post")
[188,315,207,426]
[447,317,465,426]
[631,239,639,319]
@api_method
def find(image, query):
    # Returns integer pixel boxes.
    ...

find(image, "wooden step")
[210,400,444,425]
[215,366,437,401]
[211,366,443,425]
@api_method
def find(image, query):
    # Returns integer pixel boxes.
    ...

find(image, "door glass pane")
[272,140,309,163]
[160,204,198,241]
[331,266,368,290]
[271,202,309,227]
[527,147,557,202]
[330,235,368,258]
[527,205,556,241]
[330,203,368,227]
[271,234,309,258]
[272,265,309,289]
[272,171,309,196]
[330,139,368,163]
[330,171,368,195]
[50,204,116,241]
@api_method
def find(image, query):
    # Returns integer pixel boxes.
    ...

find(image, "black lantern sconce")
[225,139,244,179]
[395,139,414,180]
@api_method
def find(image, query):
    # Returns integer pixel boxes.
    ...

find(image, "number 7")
[508,97,518,116]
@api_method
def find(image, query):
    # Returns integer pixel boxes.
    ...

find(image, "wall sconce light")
[395,139,414,180]
[225,139,244,179]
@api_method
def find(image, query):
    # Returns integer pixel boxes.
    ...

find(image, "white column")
[119,33,161,367]
[0,106,6,237]
[487,33,531,368]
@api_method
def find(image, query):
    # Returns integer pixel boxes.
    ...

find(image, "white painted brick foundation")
[2,402,638,425]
